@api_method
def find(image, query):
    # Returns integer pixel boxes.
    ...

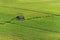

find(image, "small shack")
[16,15,25,20]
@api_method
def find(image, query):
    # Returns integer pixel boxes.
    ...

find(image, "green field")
[0,0,60,40]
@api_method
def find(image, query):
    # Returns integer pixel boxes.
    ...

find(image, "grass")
[0,0,60,40]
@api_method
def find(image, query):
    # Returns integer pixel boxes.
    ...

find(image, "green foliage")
[0,0,60,40]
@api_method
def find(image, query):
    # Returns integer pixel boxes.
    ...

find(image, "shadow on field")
[0,20,59,33]
[0,6,60,33]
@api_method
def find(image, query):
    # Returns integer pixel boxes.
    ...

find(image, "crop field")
[0,0,60,40]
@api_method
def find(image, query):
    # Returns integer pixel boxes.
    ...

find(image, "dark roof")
[16,16,25,20]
